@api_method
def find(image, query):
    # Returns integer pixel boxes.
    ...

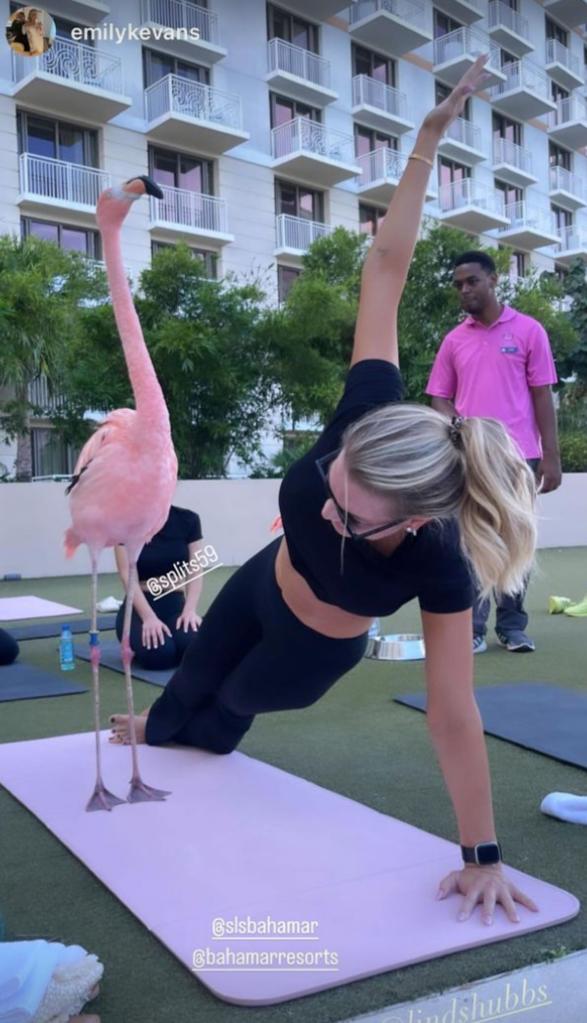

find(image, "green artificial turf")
[0,547,586,1023]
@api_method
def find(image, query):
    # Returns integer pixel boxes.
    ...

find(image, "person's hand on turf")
[176,608,202,633]
[140,611,171,650]
[436,864,540,925]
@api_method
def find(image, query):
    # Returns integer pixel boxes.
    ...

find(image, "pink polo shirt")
[425,306,557,459]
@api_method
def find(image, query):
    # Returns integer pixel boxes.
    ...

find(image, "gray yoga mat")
[0,662,88,702]
[395,683,587,770]
[9,615,117,642]
[73,640,174,687]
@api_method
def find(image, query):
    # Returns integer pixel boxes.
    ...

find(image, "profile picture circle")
[5,7,56,57]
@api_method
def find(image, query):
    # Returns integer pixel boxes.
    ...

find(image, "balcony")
[490,59,556,120]
[282,0,346,17]
[148,185,233,247]
[139,0,226,64]
[17,154,110,221]
[549,166,587,211]
[266,39,336,107]
[271,117,361,188]
[431,0,483,24]
[11,38,131,123]
[553,225,587,265]
[436,179,509,233]
[357,148,437,204]
[437,118,485,165]
[348,0,432,58]
[492,137,537,188]
[547,95,587,150]
[351,76,414,135]
[144,75,249,155]
[496,202,560,249]
[487,1,534,58]
[45,0,109,23]
[545,39,584,91]
[543,0,587,27]
[433,28,506,88]
[274,214,332,264]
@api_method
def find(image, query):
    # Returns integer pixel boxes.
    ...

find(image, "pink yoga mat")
[0,732,579,1006]
[0,597,83,622]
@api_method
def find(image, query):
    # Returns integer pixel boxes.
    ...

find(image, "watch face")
[477,842,500,865]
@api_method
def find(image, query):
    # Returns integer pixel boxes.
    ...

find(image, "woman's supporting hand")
[141,611,172,650]
[176,609,202,633]
[421,54,493,138]
[436,864,540,925]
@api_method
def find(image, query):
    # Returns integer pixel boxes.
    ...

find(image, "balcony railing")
[357,147,410,184]
[439,178,504,214]
[19,153,111,206]
[503,200,556,234]
[550,165,586,200]
[275,214,331,251]
[545,38,581,77]
[557,225,587,252]
[433,27,500,68]
[492,137,533,173]
[491,59,550,101]
[11,35,123,93]
[488,1,529,40]
[267,38,331,89]
[349,0,429,31]
[140,0,221,45]
[145,74,243,130]
[444,117,481,149]
[271,117,355,164]
[548,94,587,128]
[149,184,229,233]
[352,75,409,121]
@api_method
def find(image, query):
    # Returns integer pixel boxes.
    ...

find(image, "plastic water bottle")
[59,624,75,671]
[368,618,380,639]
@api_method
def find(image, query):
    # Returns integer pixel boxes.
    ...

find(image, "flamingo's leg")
[86,549,126,812]
[123,558,170,802]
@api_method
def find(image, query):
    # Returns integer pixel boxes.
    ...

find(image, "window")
[31,428,78,477]
[499,246,526,278]
[551,205,572,230]
[277,265,301,302]
[151,240,217,278]
[354,126,397,158]
[549,143,571,170]
[501,49,518,67]
[269,93,320,128]
[149,147,214,195]
[275,180,323,220]
[351,44,396,87]
[545,16,568,46]
[495,180,523,207]
[359,203,385,237]
[492,112,521,146]
[433,9,461,37]
[437,81,470,121]
[551,82,569,104]
[21,217,101,258]
[438,158,471,207]
[17,111,98,166]
[267,4,318,52]
[143,48,209,88]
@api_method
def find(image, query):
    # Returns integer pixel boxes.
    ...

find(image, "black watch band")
[461,840,503,866]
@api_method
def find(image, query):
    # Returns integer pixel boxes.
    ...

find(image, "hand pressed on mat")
[436,864,539,926]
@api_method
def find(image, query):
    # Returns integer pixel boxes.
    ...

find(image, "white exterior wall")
[0,0,586,478]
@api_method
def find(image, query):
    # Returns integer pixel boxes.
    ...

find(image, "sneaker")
[496,629,535,652]
[563,596,587,618]
[473,635,487,654]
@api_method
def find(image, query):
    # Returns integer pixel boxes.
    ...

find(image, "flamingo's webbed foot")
[86,782,127,812]
[127,777,171,803]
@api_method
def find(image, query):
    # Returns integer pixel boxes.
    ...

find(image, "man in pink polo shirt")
[426,250,561,654]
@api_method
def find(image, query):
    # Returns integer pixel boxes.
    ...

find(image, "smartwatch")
[461,840,503,866]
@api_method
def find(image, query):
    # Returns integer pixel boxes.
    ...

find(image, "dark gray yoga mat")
[9,615,117,642]
[0,662,88,702]
[395,683,587,770]
[74,640,173,687]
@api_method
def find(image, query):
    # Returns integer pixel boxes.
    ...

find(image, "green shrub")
[559,432,587,473]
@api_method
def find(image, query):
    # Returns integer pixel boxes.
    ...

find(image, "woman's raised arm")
[351,54,491,369]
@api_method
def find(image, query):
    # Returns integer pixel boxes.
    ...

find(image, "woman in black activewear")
[111,59,540,927]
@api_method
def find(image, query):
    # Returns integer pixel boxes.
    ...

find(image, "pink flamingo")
[64,176,178,812]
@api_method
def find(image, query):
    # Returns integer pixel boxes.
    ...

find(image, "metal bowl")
[365,632,426,661]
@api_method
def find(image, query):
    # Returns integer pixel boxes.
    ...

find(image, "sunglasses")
[315,449,408,541]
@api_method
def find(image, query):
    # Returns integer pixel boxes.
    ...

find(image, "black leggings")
[145,537,369,754]
[0,628,19,666]
[115,590,194,670]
